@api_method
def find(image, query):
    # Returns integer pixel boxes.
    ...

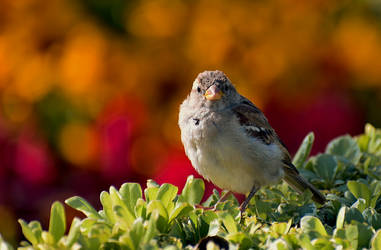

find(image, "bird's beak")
[204,85,223,101]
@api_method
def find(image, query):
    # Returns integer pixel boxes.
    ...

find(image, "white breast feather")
[179,105,284,194]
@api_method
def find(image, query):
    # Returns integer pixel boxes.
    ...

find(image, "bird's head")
[190,70,239,108]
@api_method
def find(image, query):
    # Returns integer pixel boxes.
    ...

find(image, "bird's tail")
[283,168,326,205]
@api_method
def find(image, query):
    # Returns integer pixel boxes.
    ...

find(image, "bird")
[178,70,326,213]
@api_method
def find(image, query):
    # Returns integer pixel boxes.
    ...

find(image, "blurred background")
[1,0,381,244]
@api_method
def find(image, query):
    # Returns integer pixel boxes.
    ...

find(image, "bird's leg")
[195,191,233,211]
[215,191,233,205]
[239,185,259,214]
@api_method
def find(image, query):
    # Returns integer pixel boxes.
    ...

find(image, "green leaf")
[255,196,272,220]
[65,196,101,219]
[300,216,327,237]
[48,201,66,243]
[178,175,205,205]
[311,237,334,249]
[65,217,81,248]
[227,232,252,248]
[351,198,367,213]
[372,229,381,250]
[156,183,178,211]
[208,219,222,236]
[345,207,365,224]
[169,202,193,223]
[326,135,361,164]
[147,179,159,188]
[87,223,111,244]
[41,231,54,245]
[18,219,39,246]
[80,218,97,233]
[298,233,314,250]
[100,191,115,224]
[293,132,314,168]
[370,181,381,208]
[271,222,290,236]
[336,206,347,229]
[134,198,147,219]
[28,221,43,244]
[313,154,337,186]
[113,205,135,231]
[144,185,159,203]
[363,208,381,230]
[347,181,371,206]
[355,222,374,249]
[119,182,142,214]
[109,186,136,226]
[345,225,359,249]
[127,218,145,250]
[267,238,290,250]
[357,134,370,152]
[147,200,169,232]
[142,212,157,244]
[220,212,237,234]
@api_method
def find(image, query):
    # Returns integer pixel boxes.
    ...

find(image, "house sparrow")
[178,70,325,213]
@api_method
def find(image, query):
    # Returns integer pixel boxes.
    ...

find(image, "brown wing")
[232,97,295,170]
[232,98,283,146]
[232,98,326,204]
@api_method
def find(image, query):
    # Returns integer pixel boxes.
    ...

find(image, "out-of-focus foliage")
[0,0,380,245]
[5,124,381,249]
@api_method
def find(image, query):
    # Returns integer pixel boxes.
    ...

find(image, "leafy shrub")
[1,124,381,249]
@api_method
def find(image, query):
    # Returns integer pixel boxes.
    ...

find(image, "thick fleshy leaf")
[345,207,364,224]
[372,229,381,250]
[356,222,374,249]
[169,202,193,223]
[65,196,101,219]
[351,198,367,213]
[271,221,291,236]
[147,200,168,220]
[293,132,314,168]
[178,175,205,205]
[156,183,178,211]
[227,232,252,248]
[326,135,361,164]
[220,212,237,234]
[41,232,54,245]
[128,218,145,250]
[147,200,169,232]
[313,154,337,186]
[65,217,81,248]
[142,213,157,244]
[363,208,381,230]
[100,191,115,223]
[48,201,66,243]
[336,206,347,229]
[113,205,135,230]
[255,196,272,220]
[119,183,142,213]
[18,219,39,246]
[144,186,159,203]
[135,198,147,219]
[28,221,43,244]
[268,238,290,250]
[300,216,327,237]
[347,181,371,206]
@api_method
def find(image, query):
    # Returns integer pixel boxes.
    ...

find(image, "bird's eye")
[197,87,201,93]
[224,85,228,91]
